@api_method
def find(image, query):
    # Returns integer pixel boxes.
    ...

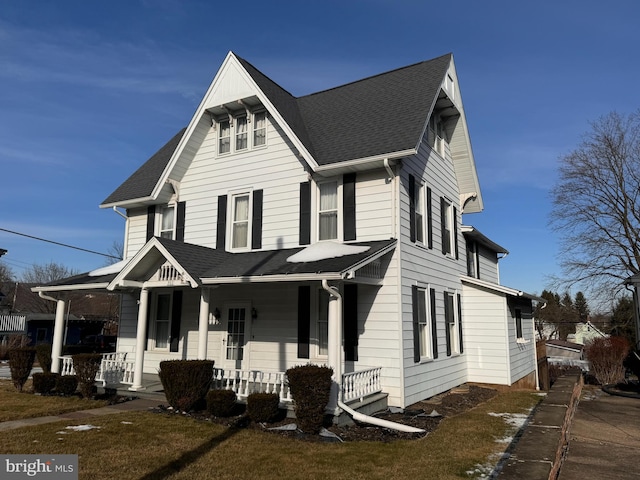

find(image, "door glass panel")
[226,307,246,361]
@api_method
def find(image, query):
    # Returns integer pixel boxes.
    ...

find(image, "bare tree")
[20,262,78,284]
[0,262,14,283]
[551,110,640,302]
[102,240,124,266]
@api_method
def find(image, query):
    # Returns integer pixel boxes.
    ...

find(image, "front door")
[221,304,251,369]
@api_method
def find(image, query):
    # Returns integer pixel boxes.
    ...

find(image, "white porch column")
[197,288,210,359]
[130,287,149,391]
[50,298,67,374]
[322,280,343,411]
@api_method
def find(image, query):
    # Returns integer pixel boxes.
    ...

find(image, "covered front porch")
[59,353,383,406]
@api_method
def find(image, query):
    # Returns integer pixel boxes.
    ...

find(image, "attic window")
[445,74,455,100]
[219,120,231,154]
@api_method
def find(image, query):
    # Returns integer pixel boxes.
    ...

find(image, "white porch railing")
[60,352,134,386]
[342,366,383,403]
[212,368,293,403]
[0,314,27,333]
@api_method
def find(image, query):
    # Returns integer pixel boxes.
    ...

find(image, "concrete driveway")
[559,386,640,480]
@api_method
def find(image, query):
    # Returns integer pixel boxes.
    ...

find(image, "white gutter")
[38,291,58,303]
[337,400,425,434]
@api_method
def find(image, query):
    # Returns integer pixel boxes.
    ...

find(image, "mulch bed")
[151,384,498,443]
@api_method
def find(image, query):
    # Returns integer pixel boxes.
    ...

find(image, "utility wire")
[0,227,119,259]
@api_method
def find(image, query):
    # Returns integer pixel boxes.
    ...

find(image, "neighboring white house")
[32,52,542,411]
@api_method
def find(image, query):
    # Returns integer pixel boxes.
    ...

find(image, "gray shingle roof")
[103,53,452,204]
[101,128,187,206]
[35,238,396,289]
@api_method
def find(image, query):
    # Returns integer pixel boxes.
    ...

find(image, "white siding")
[461,283,510,384]
[399,133,469,407]
[507,298,536,383]
[477,244,500,284]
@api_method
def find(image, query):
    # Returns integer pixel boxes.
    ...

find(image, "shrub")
[247,392,280,423]
[8,347,36,392]
[72,353,102,398]
[56,375,78,396]
[584,336,631,385]
[32,372,59,395]
[35,344,53,373]
[158,360,214,411]
[206,389,237,417]
[0,335,30,361]
[286,364,333,433]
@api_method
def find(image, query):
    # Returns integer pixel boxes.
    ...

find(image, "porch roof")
[32,238,397,293]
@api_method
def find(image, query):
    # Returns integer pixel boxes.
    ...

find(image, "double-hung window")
[231,193,251,249]
[417,287,430,358]
[442,198,454,256]
[444,291,462,355]
[159,205,175,239]
[318,181,338,241]
[235,116,248,151]
[219,120,231,154]
[253,111,266,147]
[515,308,523,340]
[414,183,424,244]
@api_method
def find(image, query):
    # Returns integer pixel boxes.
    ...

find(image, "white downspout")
[321,281,425,434]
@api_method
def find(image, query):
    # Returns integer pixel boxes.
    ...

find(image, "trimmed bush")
[56,375,78,396]
[158,360,214,412]
[247,392,280,423]
[8,347,36,392]
[36,344,53,373]
[584,336,630,385]
[72,353,102,398]
[33,372,59,395]
[206,389,237,417]
[286,364,333,433]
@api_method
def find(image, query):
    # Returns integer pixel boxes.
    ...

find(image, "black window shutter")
[453,206,459,260]
[251,190,263,249]
[343,283,358,361]
[427,187,433,249]
[412,285,420,363]
[444,291,452,356]
[146,205,156,241]
[430,288,438,359]
[440,197,447,255]
[297,286,310,359]
[409,175,416,243]
[299,182,311,245]
[216,195,227,250]
[170,290,183,352]
[457,293,463,353]
[175,201,186,242]
[343,173,356,241]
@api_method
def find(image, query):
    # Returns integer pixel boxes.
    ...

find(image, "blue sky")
[1,0,640,298]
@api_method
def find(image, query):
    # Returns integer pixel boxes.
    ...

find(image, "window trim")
[314,287,330,360]
[315,179,343,242]
[158,204,176,240]
[150,291,173,351]
[415,285,433,361]
[228,190,254,251]
[515,308,524,340]
[414,182,425,244]
[441,197,455,257]
[444,290,461,356]
[216,111,268,156]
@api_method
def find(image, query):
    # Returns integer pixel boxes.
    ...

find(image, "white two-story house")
[34,52,542,411]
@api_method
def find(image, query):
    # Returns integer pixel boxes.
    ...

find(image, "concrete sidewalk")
[558,387,640,480]
[0,397,162,432]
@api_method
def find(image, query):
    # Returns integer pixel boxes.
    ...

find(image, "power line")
[0,228,119,259]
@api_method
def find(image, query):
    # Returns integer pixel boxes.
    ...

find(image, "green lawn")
[0,382,541,480]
